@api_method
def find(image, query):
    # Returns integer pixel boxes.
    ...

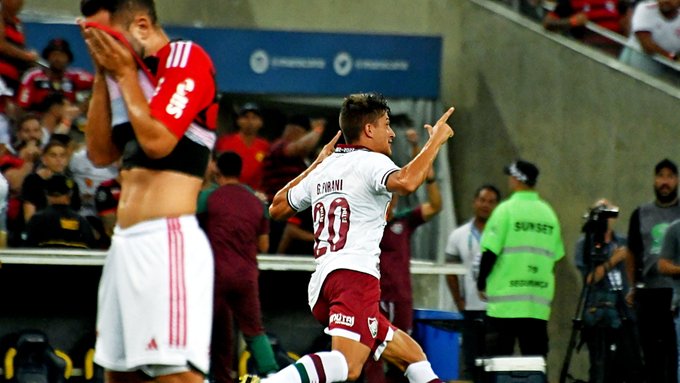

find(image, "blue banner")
[25,23,441,99]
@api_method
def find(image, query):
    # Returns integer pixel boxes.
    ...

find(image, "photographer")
[574,199,641,383]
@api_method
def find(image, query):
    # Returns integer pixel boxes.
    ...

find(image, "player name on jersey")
[316,179,344,195]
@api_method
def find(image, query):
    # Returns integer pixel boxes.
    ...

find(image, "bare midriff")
[116,167,202,228]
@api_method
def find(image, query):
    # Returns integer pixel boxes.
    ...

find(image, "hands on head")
[78,21,136,79]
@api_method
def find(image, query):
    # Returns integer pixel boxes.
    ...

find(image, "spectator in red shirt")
[214,103,269,191]
[261,114,325,252]
[261,115,326,203]
[0,0,38,96]
[543,0,633,55]
[17,38,94,113]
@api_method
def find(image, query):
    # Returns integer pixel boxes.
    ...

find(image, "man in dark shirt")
[94,175,121,240]
[25,174,95,248]
[204,152,278,382]
[21,140,81,221]
[624,158,680,383]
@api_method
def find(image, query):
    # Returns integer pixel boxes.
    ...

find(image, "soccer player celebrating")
[251,93,454,383]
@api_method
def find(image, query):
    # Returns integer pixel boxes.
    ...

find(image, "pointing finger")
[437,107,455,125]
[328,130,342,146]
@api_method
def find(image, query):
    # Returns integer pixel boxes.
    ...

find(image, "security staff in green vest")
[477,159,565,357]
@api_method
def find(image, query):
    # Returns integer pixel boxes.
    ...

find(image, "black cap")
[238,102,261,117]
[42,38,74,63]
[655,158,678,175]
[504,159,539,186]
[45,174,73,196]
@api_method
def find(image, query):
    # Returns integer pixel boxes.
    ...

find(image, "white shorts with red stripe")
[94,215,214,374]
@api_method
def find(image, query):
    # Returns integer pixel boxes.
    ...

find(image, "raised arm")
[79,22,119,166]
[0,18,38,64]
[386,107,454,195]
[85,72,120,165]
[421,167,442,221]
[269,131,342,221]
[284,119,326,157]
[405,128,442,221]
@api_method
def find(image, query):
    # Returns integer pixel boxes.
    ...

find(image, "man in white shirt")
[620,0,680,76]
[254,93,454,383]
[445,184,500,380]
[69,147,118,219]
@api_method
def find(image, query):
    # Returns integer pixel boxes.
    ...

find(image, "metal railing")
[0,248,466,275]
[502,0,680,72]
[584,21,680,72]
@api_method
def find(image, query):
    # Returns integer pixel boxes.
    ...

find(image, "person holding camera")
[574,199,642,383]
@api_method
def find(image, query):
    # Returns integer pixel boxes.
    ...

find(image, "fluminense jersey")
[287,145,400,308]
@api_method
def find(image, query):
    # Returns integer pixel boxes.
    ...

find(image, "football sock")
[262,350,348,383]
[246,333,279,375]
[404,360,442,383]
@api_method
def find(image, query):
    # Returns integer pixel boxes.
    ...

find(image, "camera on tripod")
[583,203,619,232]
[582,203,619,259]
[560,201,644,383]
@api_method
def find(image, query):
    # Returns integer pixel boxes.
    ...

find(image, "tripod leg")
[560,284,590,383]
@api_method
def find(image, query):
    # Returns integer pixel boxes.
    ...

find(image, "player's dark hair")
[474,184,501,202]
[42,140,68,155]
[339,92,390,144]
[80,0,158,25]
[80,0,118,17]
[216,151,243,178]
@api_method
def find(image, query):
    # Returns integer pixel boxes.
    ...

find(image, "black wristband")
[426,178,436,184]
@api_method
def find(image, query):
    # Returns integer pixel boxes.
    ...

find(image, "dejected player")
[79,1,219,383]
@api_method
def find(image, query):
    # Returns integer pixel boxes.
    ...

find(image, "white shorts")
[95,215,214,374]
